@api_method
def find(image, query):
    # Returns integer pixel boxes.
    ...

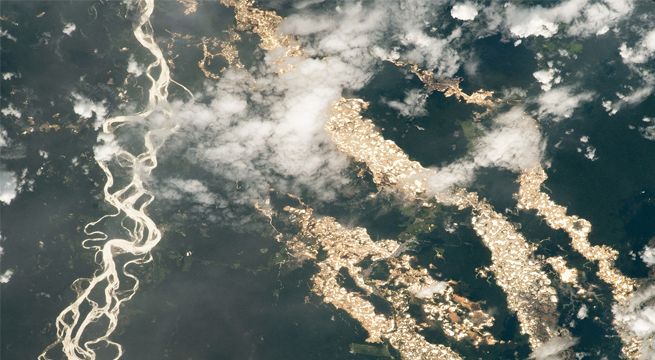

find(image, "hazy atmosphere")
[1,0,655,359]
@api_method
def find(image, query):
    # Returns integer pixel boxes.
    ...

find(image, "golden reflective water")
[286,206,464,360]
[518,167,650,358]
[198,29,244,80]
[325,98,570,351]
[390,60,495,108]
[39,1,653,358]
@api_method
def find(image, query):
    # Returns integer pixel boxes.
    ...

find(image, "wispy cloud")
[156,0,475,209]
[428,106,544,193]
[503,0,634,38]
[537,86,595,121]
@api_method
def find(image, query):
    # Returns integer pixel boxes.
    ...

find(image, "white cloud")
[537,86,595,121]
[385,89,428,118]
[160,62,353,204]
[631,311,655,337]
[0,128,7,148]
[533,68,561,92]
[604,75,655,115]
[293,0,327,10]
[0,126,18,205]
[427,107,544,193]
[642,246,655,266]
[279,14,335,36]
[620,29,655,65]
[614,284,655,351]
[451,2,479,21]
[159,178,217,206]
[576,136,598,161]
[583,146,597,161]
[640,124,655,141]
[577,304,588,320]
[62,22,76,36]
[505,1,584,38]
[427,162,476,194]
[618,82,655,107]
[0,28,17,42]
[567,0,633,37]
[608,26,655,114]
[154,1,473,208]
[0,170,17,204]
[1,104,21,118]
[93,132,121,163]
[504,0,634,38]
[472,107,544,170]
[0,269,13,284]
[413,281,449,298]
[127,55,144,77]
[284,2,385,67]
[72,93,107,130]
[530,336,577,360]
[399,29,461,76]
[282,1,461,76]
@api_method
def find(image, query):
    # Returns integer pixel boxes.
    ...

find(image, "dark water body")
[2,1,655,360]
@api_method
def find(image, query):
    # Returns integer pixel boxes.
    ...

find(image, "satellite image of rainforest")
[2,0,655,359]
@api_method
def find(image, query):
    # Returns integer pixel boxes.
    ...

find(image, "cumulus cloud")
[282,1,462,77]
[127,55,144,77]
[617,81,655,107]
[0,126,18,205]
[530,336,577,360]
[630,309,655,337]
[159,62,353,205]
[399,29,461,76]
[279,13,335,36]
[72,93,107,130]
[603,74,655,116]
[153,1,474,209]
[451,2,478,21]
[158,178,218,207]
[281,2,386,68]
[142,0,639,214]
[640,124,655,141]
[413,281,449,298]
[0,127,7,148]
[642,246,655,266]
[619,28,655,65]
[567,0,633,36]
[504,0,634,38]
[0,169,18,205]
[537,86,595,121]
[0,269,14,284]
[292,0,327,10]
[62,22,76,36]
[1,104,21,118]
[533,68,561,92]
[505,0,584,38]
[93,132,121,163]
[427,107,544,193]
[607,26,655,114]
[577,136,598,161]
[472,107,544,169]
[384,89,428,118]
[0,28,17,42]
[614,283,655,355]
